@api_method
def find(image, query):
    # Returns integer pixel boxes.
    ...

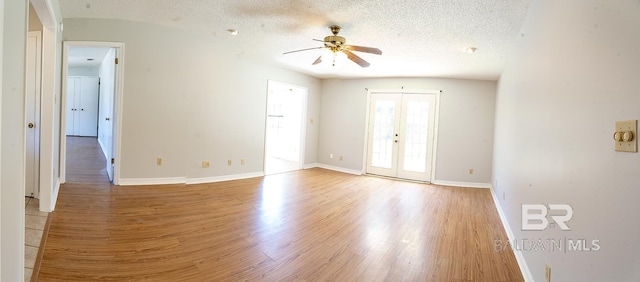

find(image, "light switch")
[614,120,637,152]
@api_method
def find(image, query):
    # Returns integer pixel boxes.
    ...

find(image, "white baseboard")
[489,185,533,282]
[119,172,266,186]
[303,163,318,169]
[119,177,186,186]
[97,138,109,161]
[430,180,491,188]
[186,172,264,185]
[316,163,363,175]
[43,178,61,212]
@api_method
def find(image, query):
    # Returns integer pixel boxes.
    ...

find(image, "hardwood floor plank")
[36,136,523,281]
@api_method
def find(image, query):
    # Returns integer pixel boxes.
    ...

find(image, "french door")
[366,93,437,181]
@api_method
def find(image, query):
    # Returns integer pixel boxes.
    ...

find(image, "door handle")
[28,123,34,128]
[394,140,398,143]
[106,117,110,121]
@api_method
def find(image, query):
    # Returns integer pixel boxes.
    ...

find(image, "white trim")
[118,177,186,186]
[119,172,267,186]
[316,164,363,175]
[363,89,441,182]
[186,172,264,185]
[303,163,318,169]
[430,180,492,189]
[0,1,4,277]
[30,0,56,27]
[97,137,108,159]
[361,88,373,176]
[31,0,60,213]
[61,41,125,185]
[489,185,533,282]
[430,91,441,181]
[264,80,308,174]
[42,179,61,213]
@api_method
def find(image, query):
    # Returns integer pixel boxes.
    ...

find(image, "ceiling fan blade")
[312,56,322,65]
[344,50,370,67]
[345,45,382,55]
[283,47,323,55]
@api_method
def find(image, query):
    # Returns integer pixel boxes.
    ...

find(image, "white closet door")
[77,77,99,137]
[26,32,41,197]
[67,76,99,136]
[66,77,78,135]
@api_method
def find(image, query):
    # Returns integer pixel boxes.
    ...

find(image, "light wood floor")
[37,137,523,281]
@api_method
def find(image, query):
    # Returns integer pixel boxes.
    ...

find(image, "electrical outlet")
[227,160,232,166]
[329,154,333,159]
[339,155,343,161]
[310,118,314,124]
[156,157,162,166]
[469,168,474,174]
[202,161,210,168]
[545,264,551,282]
[241,159,245,165]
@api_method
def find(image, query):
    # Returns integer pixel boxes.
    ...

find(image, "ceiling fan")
[283,25,382,67]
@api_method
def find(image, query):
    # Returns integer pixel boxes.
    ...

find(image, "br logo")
[521,204,573,231]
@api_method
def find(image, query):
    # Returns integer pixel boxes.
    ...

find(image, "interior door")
[366,93,437,181]
[101,49,116,181]
[25,32,42,197]
[66,77,78,135]
[77,77,100,137]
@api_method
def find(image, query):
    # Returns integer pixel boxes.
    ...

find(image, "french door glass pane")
[403,101,429,172]
[371,100,395,168]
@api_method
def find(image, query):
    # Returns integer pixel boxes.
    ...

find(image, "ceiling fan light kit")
[284,25,382,68]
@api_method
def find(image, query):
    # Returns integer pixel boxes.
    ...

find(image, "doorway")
[264,80,307,175]
[365,91,439,182]
[61,42,124,184]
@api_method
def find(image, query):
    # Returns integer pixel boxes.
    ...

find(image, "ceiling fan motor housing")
[324,35,345,48]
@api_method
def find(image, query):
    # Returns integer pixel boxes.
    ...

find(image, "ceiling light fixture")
[466,47,477,53]
[227,29,238,35]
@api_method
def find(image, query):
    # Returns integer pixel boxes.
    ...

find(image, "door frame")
[60,41,125,185]
[26,31,42,198]
[263,80,308,174]
[362,89,441,182]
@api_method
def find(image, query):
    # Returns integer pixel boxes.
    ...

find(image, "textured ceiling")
[60,0,530,80]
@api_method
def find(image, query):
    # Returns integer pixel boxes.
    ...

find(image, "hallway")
[31,136,111,281]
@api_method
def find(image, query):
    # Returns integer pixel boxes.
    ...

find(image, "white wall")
[31,0,64,212]
[0,0,4,278]
[68,66,99,76]
[319,77,496,184]
[28,3,42,32]
[97,49,115,160]
[62,19,321,182]
[493,1,640,281]
[1,0,27,280]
